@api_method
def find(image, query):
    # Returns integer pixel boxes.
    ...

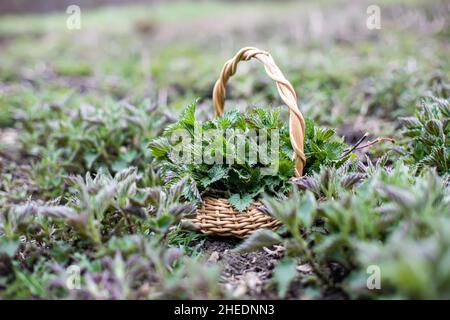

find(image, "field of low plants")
[0,0,449,300]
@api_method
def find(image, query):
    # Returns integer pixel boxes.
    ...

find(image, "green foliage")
[16,98,168,197]
[0,235,223,299]
[293,158,365,199]
[236,161,450,298]
[400,96,450,174]
[0,105,13,128]
[303,118,350,173]
[149,102,348,211]
[0,168,220,299]
[54,62,92,77]
[349,219,450,299]
[1,167,196,246]
[365,70,426,118]
[273,258,297,298]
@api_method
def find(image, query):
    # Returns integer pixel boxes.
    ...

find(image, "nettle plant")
[16,98,168,195]
[0,234,223,300]
[1,167,196,247]
[149,102,349,211]
[400,96,449,174]
[235,161,450,299]
[0,166,221,299]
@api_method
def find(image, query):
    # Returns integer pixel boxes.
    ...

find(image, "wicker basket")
[191,197,282,238]
[189,47,306,238]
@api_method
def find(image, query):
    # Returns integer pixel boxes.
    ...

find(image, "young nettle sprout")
[400,96,450,174]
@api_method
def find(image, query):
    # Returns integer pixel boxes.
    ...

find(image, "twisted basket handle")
[212,47,306,177]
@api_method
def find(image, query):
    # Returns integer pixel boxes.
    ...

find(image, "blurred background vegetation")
[1,0,448,121]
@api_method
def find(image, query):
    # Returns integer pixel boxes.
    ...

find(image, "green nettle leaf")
[148,137,171,159]
[121,150,138,163]
[201,165,228,187]
[298,191,317,228]
[182,178,202,203]
[233,229,282,253]
[149,102,349,211]
[156,214,173,231]
[112,160,128,172]
[400,117,421,129]
[84,152,98,169]
[273,258,297,298]
[0,239,20,257]
[164,102,196,136]
[228,193,254,212]
[169,176,189,200]
[425,119,443,137]
[303,118,348,173]
[401,96,449,174]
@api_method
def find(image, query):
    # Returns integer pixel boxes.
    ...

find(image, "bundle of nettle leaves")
[149,102,349,211]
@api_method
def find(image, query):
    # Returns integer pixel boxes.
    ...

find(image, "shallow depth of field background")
[1,0,448,125]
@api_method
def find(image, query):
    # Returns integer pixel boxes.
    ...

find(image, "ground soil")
[198,236,348,300]
[200,237,284,299]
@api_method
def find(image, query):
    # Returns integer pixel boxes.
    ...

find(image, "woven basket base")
[189,197,281,239]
